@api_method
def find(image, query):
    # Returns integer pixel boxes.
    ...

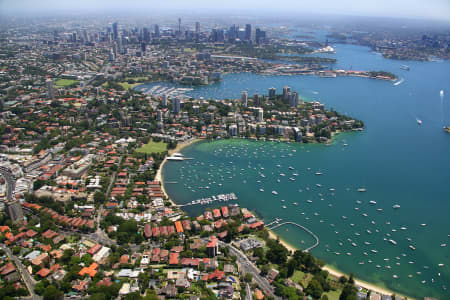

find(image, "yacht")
[167,153,185,161]
[272,191,278,195]
[357,188,367,192]
[315,172,323,175]
[417,119,422,125]
[393,204,401,209]
[400,65,410,71]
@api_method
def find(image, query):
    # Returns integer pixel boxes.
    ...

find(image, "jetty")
[178,192,238,207]
[267,221,320,252]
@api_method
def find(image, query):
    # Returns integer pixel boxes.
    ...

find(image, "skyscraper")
[245,24,252,41]
[195,22,200,34]
[282,86,290,102]
[162,94,168,107]
[269,87,276,99]
[241,91,248,107]
[173,97,181,114]
[112,22,118,40]
[46,78,54,99]
[255,28,266,44]
[178,18,181,34]
[5,200,23,223]
[257,108,264,122]
[154,24,160,38]
[289,92,299,108]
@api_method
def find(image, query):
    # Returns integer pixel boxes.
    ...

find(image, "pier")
[268,221,320,252]
[177,192,238,207]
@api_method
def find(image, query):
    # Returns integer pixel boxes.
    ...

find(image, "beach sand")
[155,138,201,206]
[267,229,410,298]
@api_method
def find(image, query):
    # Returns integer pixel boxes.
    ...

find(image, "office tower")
[217,29,224,42]
[238,28,246,40]
[195,22,200,34]
[154,24,160,38]
[282,86,290,102]
[143,27,150,42]
[141,43,146,53]
[46,79,54,99]
[5,200,23,223]
[241,91,248,107]
[162,94,168,107]
[257,108,264,122]
[178,18,181,33]
[112,22,118,40]
[245,24,252,40]
[289,92,299,108]
[173,97,181,114]
[228,25,237,41]
[255,28,266,44]
[268,87,276,99]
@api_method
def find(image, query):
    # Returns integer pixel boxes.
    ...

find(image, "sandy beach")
[154,138,202,206]
[267,229,410,298]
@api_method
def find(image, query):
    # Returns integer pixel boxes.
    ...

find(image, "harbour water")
[138,43,450,298]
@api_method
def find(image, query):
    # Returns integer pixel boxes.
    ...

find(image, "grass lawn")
[322,289,341,300]
[55,79,79,87]
[124,76,149,82]
[118,82,144,90]
[136,140,167,154]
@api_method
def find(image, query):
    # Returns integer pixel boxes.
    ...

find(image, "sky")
[1,0,449,22]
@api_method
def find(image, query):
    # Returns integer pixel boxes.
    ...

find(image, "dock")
[178,192,238,207]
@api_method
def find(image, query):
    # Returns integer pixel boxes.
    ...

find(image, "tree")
[94,191,106,204]
[43,285,63,300]
[305,279,324,299]
[244,273,253,283]
[339,284,357,300]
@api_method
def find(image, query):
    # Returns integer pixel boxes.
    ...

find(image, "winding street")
[1,244,42,300]
[218,241,279,299]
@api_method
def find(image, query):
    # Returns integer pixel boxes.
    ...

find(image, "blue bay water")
[138,43,450,298]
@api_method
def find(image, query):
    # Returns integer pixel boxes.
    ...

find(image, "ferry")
[400,65,410,71]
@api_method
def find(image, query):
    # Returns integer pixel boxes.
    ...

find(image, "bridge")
[268,221,320,252]
[0,166,15,201]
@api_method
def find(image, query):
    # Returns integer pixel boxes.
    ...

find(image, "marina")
[177,192,238,207]
[161,42,450,299]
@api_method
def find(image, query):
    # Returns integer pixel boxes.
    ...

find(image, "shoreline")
[267,229,412,299]
[155,138,202,207]
[156,138,411,299]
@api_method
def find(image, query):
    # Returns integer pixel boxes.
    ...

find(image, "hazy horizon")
[1,0,449,23]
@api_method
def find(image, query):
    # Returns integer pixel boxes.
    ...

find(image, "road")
[0,166,16,201]
[245,283,253,300]
[218,241,279,299]
[1,244,42,300]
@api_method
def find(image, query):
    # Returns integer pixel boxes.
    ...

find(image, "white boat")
[369,200,377,205]
[272,191,278,195]
[357,188,367,192]
[315,172,323,175]
[167,156,184,161]
[259,189,264,192]
[282,206,287,209]
[409,245,416,250]
[417,119,422,125]
[389,239,397,245]
[440,90,444,97]
[393,204,401,209]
